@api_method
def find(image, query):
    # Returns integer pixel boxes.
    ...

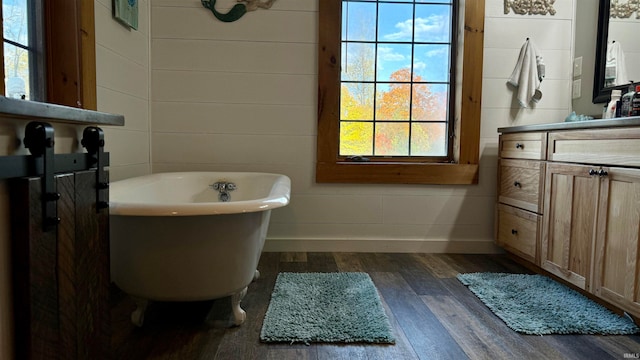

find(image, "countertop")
[498,116,640,134]
[0,96,124,126]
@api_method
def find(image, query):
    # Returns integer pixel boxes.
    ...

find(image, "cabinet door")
[10,171,110,359]
[593,167,640,317]
[541,163,600,290]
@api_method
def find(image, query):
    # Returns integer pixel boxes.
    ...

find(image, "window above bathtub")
[316,0,484,185]
[1,0,97,110]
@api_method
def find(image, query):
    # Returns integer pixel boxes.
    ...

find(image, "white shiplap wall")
[482,0,574,133]
[96,0,152,181]
[149,0,574,252]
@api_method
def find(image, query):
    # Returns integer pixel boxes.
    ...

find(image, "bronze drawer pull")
[598,169,608,177]
[511,229,518,235]
[515,143,524,149]
[514,181,521,188]
[589,168,597,176]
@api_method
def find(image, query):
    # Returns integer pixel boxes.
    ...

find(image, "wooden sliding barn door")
[10,170,110,360]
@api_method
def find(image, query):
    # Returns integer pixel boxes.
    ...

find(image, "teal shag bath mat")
[457,272,639,335]
[260,272,395,344]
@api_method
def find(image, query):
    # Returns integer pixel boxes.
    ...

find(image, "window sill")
[0,97,123,126]
[316,162,479,184]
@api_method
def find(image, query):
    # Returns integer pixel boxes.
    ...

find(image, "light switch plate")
[574,57,583,78]
[572,79,582,99]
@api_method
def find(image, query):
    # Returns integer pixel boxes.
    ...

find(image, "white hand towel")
[507,39,545,108]
[606,40,628,86]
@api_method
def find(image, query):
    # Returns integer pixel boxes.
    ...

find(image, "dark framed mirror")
[593,0,639,103]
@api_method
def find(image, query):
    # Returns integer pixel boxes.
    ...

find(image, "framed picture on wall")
[113,0,139,30]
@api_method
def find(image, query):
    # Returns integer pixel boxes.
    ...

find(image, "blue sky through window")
[3,0,28,45]
[342,0,452,85]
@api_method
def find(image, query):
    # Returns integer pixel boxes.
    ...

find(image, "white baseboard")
[263,238,503,254]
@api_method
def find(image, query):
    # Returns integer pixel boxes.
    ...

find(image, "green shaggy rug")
[457,272,639,335]
[260,272,395,344]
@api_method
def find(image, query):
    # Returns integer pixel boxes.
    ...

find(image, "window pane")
[413,44,450,82]
[340,121,373,156]
[378,3,414,43]
[4,42,30,99]
[3,0,29,45]
[338,0,454,159]
[414,4,451,43]
[376,83,410,121]
[375,122,409,156]
[376,43,411,82]
[341,83,374,120]
[343,1,376,41]
[411,123,447,156]
[412,83,447,121]
[342,42,375,82]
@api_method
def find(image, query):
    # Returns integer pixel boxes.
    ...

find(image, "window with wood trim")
[1,0,97,110]
[2,0,44,101]
[317,0,484,185]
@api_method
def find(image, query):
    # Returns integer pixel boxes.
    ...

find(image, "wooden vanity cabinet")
[498,119,640,319]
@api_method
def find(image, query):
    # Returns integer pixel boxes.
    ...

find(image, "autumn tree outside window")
[317,0,484,185]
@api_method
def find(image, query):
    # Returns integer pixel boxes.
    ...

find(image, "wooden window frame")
[45,0,97,110]
[1,0,96,110]
[316,0,484,185]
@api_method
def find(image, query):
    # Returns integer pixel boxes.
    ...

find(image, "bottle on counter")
[620,82,636,117]
[605,89,622,119]
[630,85,640,117]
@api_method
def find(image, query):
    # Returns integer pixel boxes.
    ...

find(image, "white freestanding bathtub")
[109,172,290,327]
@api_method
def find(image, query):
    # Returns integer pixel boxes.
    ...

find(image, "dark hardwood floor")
[111,253,640,359]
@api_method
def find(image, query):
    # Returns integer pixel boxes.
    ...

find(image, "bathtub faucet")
[211,181,236,202]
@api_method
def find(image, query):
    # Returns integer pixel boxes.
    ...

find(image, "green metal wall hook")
[201,0,248,22]
[201,0,277,22]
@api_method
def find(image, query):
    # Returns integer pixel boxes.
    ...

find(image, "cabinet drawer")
[548,127,640,167]
[498,159,545,213]
[499,132,547,160]
[497,204,541,264]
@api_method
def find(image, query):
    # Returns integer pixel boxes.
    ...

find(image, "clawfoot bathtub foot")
[231,287,248,326]
[253,269,260,281]
[131,298,149,327]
